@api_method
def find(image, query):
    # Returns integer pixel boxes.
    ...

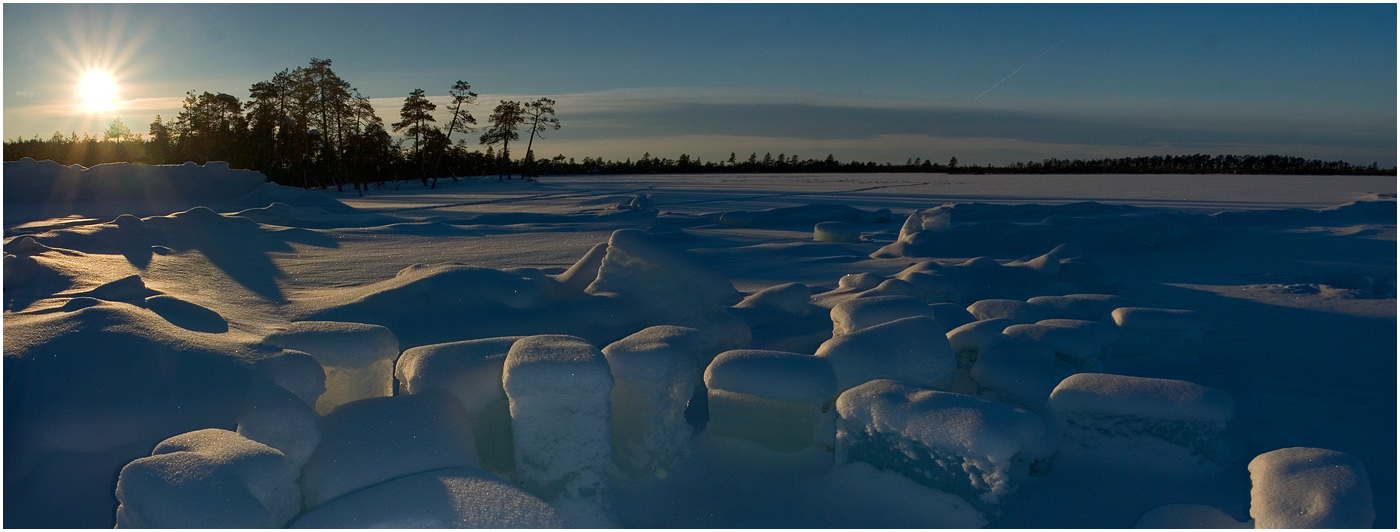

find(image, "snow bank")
[734,281,814,315]
[235,379,321,468]
[588,228,742,317]
[502,335,615,527]
[394,336,521,475]
[114,429,300,528]
[298,393,479,510]
[1049,373,1234,452]
[261,321,400,415]
[815,315,956,392]
[290,468,567,528]
[946,318,1016,369]
[835,380,1052,507]
[1248,447,1374,528]
[703,350,838,471]
[603,326,709,479]
[1111,307,1207,359]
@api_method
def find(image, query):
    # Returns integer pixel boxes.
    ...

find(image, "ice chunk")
[603,326,709,479]
[1111,307,1207,358]
[813,221,860,242]
[703,350,838,471]
[1028,293,1128,321]
[1003,323,1104,369]
[298,393,479,510]
[502,335,615,527]
[966,298,1060,324]
[394,336,521,476]
[1135,504,1251,528]
[1248,447,1374,528]
[262,321,400,415]
[290,468,567,528]
[734,282,813,315]
[829,295,934,336]
[114,429,301,528]
[835,380,1052,506]
[816,315,956,392]
[1049,373,1234,452]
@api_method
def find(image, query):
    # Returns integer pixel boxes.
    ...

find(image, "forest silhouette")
[4,58,1393,191]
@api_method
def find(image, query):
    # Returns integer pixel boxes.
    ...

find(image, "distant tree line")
[4,58,1393,184]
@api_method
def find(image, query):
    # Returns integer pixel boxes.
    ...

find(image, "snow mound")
[734,281,814,315]
[814,220,860,242]
[704,350,838,470]
[1004,322,1107,369]
[290,467,567,528]
[835,379,1052,507]
[1111,307,1207,359]
[114,429,301,528]
[4,302,308,527]
[1028,293,1128,321]
[299,393,479,510]
[1248,447,1374,528]
[1050,373,1234,452]
[970,338,1066,409]
[967,298,1061,323]
[815,315,956,392]
[262,321,399,415]
[394,336,521,475]
[603,326,710,479]
[503,335,616,527]
[830,295,934,336]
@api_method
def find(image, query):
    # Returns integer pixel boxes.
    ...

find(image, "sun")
[77,70,119,112]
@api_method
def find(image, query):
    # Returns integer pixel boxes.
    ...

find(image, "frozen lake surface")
[5,163,1395,528]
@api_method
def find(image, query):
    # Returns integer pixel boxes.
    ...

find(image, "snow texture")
[298,393,479,509]
[836,379,1052,506]
[502,334,616,527]
[114,429,300,528]
[290,467,567,528]
[603,326,709,479]
[1248,447,1374,528]
[262,321,400,414]
[816,315,957,392]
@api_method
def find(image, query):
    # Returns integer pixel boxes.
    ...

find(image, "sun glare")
[78,70,119,112]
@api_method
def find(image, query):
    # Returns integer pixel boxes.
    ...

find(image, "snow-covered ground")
[4,159,1395,528]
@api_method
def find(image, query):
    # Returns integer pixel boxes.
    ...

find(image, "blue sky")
[4,3,1396,165]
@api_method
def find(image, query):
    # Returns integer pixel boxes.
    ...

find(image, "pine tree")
[392,88,438,184]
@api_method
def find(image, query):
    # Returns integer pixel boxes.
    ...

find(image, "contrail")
[974,27,1081,102]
